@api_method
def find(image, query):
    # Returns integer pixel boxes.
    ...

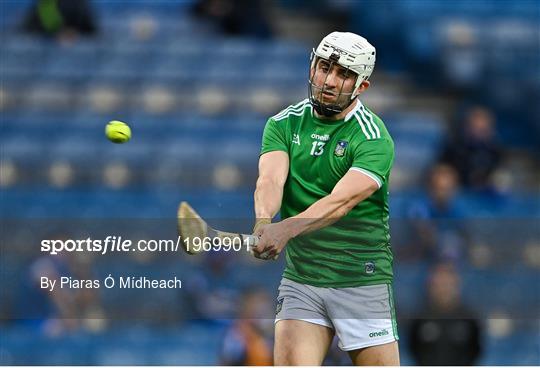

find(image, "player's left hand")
[253,222,292,260]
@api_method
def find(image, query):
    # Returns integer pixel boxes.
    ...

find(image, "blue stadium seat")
[1,135,45,163]
[147,56,206,84]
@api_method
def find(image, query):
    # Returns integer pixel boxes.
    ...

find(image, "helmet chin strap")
[308,80,357,117]
[312,100,341,117]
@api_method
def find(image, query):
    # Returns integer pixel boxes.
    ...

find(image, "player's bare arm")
[252,151,289,259]
[253,151,289,258]
[254,169,379,258]
[254,151,289,222]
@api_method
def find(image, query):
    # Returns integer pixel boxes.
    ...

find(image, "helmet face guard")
[308,52,359,117]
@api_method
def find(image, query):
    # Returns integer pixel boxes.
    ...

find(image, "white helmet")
[313,31,376,92]
[309,32,376,116]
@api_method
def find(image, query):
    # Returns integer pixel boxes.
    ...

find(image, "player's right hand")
[253,221,292,261]
[252,218,274,260]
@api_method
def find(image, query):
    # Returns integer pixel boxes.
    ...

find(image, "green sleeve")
[260,118,288,155]
[350,139,394,188]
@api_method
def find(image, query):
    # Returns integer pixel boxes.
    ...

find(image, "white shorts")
[275,278,399,351]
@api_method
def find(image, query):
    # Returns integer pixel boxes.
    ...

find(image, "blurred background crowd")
[1,0,539,365]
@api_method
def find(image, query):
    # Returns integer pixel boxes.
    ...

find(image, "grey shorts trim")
[275,278,399,351]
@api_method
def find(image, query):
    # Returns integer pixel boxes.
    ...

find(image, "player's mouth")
[322,91,336,97]
[321,91,337,102]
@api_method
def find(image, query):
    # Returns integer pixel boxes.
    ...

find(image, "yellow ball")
[105,120,131,143]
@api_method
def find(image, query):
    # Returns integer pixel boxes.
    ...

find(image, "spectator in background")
[192,0,272,39]
[220,288,273,365]
[405,164,468,262]
[182,252,240,319]
[439,106,502,191]
[21,0,97,42]
[408,262,482,365]
[25,237,105,337]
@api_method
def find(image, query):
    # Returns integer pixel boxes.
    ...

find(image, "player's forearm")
[282,189,373,238]
[254,176,284,220]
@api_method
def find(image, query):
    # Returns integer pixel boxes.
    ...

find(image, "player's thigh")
[348,340,400,366]
[274,319,334,365]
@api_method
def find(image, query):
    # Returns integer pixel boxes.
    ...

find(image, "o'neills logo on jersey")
[311,133,330,141]
[369,329,389,338]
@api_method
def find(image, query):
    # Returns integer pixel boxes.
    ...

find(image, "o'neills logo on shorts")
[369,329,389,338]
[276,298,284,315]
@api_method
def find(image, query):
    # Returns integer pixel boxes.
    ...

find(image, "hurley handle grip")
[244,234,279,260]
[243,234,259,248]
[242,235,279,261]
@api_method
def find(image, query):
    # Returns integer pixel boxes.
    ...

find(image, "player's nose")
[324,69,340,89]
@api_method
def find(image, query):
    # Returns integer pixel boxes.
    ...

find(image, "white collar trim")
[345,99,363,122]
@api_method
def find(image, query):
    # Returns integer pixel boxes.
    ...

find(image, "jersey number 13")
[310,141,326,156]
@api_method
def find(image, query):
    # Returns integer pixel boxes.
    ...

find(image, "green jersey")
[260,98,395,287]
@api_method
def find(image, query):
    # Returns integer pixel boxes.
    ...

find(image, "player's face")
[310,58,357,107]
